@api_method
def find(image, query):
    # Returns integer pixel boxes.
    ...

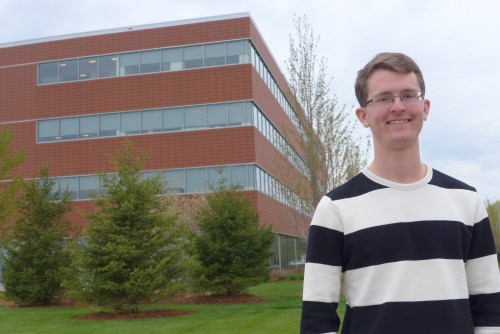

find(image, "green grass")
[1,281,347,334]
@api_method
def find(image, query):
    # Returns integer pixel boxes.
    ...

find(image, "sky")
[1,0,499,201]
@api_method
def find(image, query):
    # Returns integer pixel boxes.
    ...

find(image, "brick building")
[0,13,314,276]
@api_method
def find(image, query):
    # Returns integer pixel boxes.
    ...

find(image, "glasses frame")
[364,90,424,108]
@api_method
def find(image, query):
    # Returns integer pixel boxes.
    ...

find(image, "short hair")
[354,52,425,106]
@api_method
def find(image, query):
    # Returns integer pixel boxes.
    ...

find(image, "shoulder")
[325,172,387,201]
[429,169,477,192]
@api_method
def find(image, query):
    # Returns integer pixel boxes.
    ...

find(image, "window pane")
[241,40,250,63]
[142,109,162,133]
[99,54,118,78]
[228,102,249,125]
[79,175,99,199]
[163,108,183,131]
[185,168,206,193]
[99,113,120,137]
[119,52,140,75]
[38,62,59,84]
[208,167,229,189]
[230,165,249,189]
[121,111,141,135]
[79,57,98,80]
[164,170,185,193]
[38,119,59,142]
[60,117,78,140]
[161,48,182,71]
[59,59,78,82]
[204,42,225,66]
[140,50,161,73]
[183,45,203,69]
[226,40,242,65]
[79,115,98,138]
[59,177,78,200]
[206,104,227,127]
[185,106,204,129]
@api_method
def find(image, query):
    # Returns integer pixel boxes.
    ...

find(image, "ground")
[0,294,266,320]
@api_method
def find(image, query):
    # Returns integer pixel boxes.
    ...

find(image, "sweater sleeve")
[466,197,500,333]
[301,196,344,334]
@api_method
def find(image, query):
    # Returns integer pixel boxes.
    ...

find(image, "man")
[300,52,500,334]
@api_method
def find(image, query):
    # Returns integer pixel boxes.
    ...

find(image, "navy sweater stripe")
[470,292,500,326]
[307,225,344,266]
[301,300,340,334]
[343,220,473,270]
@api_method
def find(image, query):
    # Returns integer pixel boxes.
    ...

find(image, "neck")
[369,144,426,183]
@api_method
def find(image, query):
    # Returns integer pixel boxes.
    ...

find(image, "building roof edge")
[0,12,251,49]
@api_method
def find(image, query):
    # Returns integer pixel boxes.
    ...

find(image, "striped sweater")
[301,167,500,334]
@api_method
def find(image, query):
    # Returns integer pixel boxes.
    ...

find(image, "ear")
[356,107,370,128]
[423,98,430,121]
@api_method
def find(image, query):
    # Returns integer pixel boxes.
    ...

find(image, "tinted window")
[183,45,203,69]
[99,54,118,78]
[60,117,78,140]
[206,104,227,127]
[208,167,229,189]
[205,42,225,66]
[121,112,141,135]
[79,57,98,80]
[185,106,205,129]
[185,168,206,193]
[38,62,59,84]
[228,102,249,125]
[163,108,184,131]
[161,48,182,71]
[140,50,161,73]
[164,170,185,193]
[79,115,98,138]
[119,52,140,75]
[142,110,162,133]
[79,175,99,199]
[38,119,59,142]
[59,177,78,199]
[226,40,242,65]
[59,59,78,82]
[99,114,120,137]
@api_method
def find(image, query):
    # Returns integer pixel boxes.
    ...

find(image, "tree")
[2,166,72,305]
[194,184,274,295]
[0,128,26,234]
[66,141,189,313]
[285,15,369,207]
[486,199,500,254]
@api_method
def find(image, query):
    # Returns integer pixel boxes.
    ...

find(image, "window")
[60,117,78,140]
[38,61,59,84]
[230,165,249,189]
[59,59,78,82]
[185,106,205,129]
[183,45,203,69]
[204,42,225,66]
[79,175,99,199]
[226,40,242,65]
[119,52,140,75]
[206,104,227,127]
[121,111,141,135]
[185,168,206,193]
[140,50,161,73]
[79,57,98,80]
[163,108,183,131]
[79,115,98,138]
[59,177,78,199]
[228,102,250,125]
[142,110,162,133]
[38,119,59,142]
[99,54,118,77]
[161,47,182,71]
[164,169,185,193]
[99,113,120,137]
[208,167,229,189]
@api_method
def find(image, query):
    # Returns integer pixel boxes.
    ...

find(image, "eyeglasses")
[364,91,424,108]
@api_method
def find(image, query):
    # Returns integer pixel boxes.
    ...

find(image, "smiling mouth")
[387,119,410,125]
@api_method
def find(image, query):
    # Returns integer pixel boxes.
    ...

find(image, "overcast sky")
[1,0,499,201]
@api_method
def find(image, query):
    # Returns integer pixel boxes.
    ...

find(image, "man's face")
[356,69,430,152]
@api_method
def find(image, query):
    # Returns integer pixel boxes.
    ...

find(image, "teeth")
[389,120,409,124]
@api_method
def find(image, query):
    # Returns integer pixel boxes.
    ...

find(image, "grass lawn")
[0,280,346,334]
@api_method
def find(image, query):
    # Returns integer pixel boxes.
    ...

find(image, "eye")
[375,95,392,104]
[401,92,416,100]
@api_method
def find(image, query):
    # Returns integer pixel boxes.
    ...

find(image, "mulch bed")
[1,293,266,320]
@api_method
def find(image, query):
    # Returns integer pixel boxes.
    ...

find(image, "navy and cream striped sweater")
[301,167,500,334]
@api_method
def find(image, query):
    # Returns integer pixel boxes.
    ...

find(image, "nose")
[390,96,406,111]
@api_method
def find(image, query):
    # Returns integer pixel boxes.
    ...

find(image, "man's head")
[355,52,425,107]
